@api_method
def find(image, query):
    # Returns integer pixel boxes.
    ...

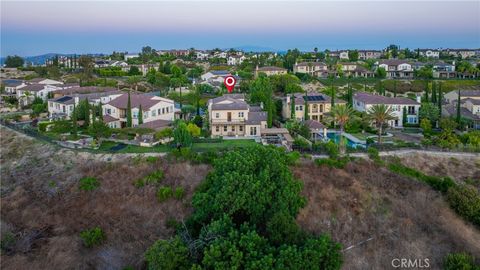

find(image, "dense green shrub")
[387,162,455,193]
[146,145,343,270]
[144,170,164,185]
[174,187,185,200]
[447,185,480,227]
[157,186,173,202]
[145,236,191,270]
[79,177,100,191]
[146,156,159,163]
[367,147,383,165]
[80,227,105,248]
[443,253,479,270]
[133,179,145,188]
[325,141,339,159]
[315,157,350,169]
[50,120,73,134]
[38,122,52,132]
[285,151,301,165]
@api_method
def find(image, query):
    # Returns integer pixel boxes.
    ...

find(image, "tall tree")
[127,75,142,92]
[84,100,90,127]
[438,82,443,119]
[5,55,24,68]
[78,55,94,80]
[138,104,143,125]
[423,80,429,102]
[330,105,354,155]
[456,90,461,124]
[304,95,309,120]
[72,104,78,138]
[126,91,132,128]
[393,80,397,97]
[431,81,437,103]
[290,94,295,119]
[367,104,396,145]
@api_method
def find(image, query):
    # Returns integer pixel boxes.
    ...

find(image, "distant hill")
[0,53,105,66]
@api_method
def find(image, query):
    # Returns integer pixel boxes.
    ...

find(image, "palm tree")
[367,104,396,145]
[127,75,142,92]
[330,105,354,155]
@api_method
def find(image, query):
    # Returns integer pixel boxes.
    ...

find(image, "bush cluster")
[387,162,455,193]
[315,157,350,169]
[157,186,185,202]
[79,177,100,191]
[145,145,343,269]
[443,253,479,270]
[80,227,105,248]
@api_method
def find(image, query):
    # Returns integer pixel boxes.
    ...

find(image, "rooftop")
[107,93,172,110]
[354,92,419,105]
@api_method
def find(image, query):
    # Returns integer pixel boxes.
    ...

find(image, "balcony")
[211,118,246,124]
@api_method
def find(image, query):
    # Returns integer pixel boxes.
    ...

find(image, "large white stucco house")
[353,92,421,127]
[102,93,175,129]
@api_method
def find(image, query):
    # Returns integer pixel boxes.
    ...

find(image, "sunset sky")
[1,1,479,56]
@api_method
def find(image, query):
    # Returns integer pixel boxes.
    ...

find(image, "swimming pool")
[326,132,366,149]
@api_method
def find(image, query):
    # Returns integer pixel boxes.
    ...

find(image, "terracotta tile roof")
[257,66,287,71]
[305,119,325,130]
[138,119,172,130]
[18,84,46,92]
[103,115,119,123]
[53,86,117,95]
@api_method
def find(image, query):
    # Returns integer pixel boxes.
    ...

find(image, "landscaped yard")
[349,132,375,141]
[192,139,257,151]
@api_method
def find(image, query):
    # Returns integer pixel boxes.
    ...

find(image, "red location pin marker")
[224,75,236,93]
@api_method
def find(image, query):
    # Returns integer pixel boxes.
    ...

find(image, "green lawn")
[349,132,375,141]
[192,139,257,151]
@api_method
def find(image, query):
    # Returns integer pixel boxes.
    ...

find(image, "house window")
[152,110,156,116]
[250,127,257,136]
[232,126,235,132]
[144,111,149,119]
[216,126,219,132]
[238,112,244,118]
[224,126,227,132]
[216,113,220,118]
[106,109,111,115]
[133,112,138,119]
[239,125,243,132]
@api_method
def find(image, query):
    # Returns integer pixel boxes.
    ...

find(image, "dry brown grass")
[1,128,210,269]
[294,159,480,270]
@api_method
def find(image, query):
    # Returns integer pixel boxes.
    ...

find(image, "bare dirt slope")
[1,127,210,270]
[294,160,480,270]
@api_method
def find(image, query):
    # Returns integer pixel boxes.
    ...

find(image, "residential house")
[338,62,374,78]
[213,51,227,58]
[328,50,349,59]
[418,49,440,58]
[227,55,246,65]
[376,60,414,79]
[353,92,421,127]
[2,79,26,94]
[433,62,456,79]
[103,93,175,129]
[169,49,191,57]
[293,62,328,76]
[124,53,139,61]
[255,66,287,77]
[442,104,480,129]
[47,88,123,119]
[195,50,210,61]
[358,50,383,60]
[447,49,476,59]
[282,92,346,122]
[444,89,480,103]
[201,70,231,81]
[16,84,62,106]
[208,94,267,137]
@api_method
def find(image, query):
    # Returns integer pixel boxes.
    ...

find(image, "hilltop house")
[207,94,267,137]
[358,50,383,60]
[433,62,456,79]
[353,92,420,127]
[282,92,346,122]
[338,62,374,78]
[255,66,287,77]
[103,93,175,129]
[227,55,246,65]
[47,87,123,119]
[293,62,328,76]
[376,60,414,79]
[201,70,231,81]
[418,49,440,58]
[27,78,63,85]
[443,89,480,129]
[3,79,26,94]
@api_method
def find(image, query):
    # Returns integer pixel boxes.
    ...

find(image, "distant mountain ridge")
[0,53,105,66]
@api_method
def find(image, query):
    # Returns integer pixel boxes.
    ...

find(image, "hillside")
[1,127,479,269]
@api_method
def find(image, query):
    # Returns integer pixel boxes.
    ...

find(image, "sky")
[1,0,479,57]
